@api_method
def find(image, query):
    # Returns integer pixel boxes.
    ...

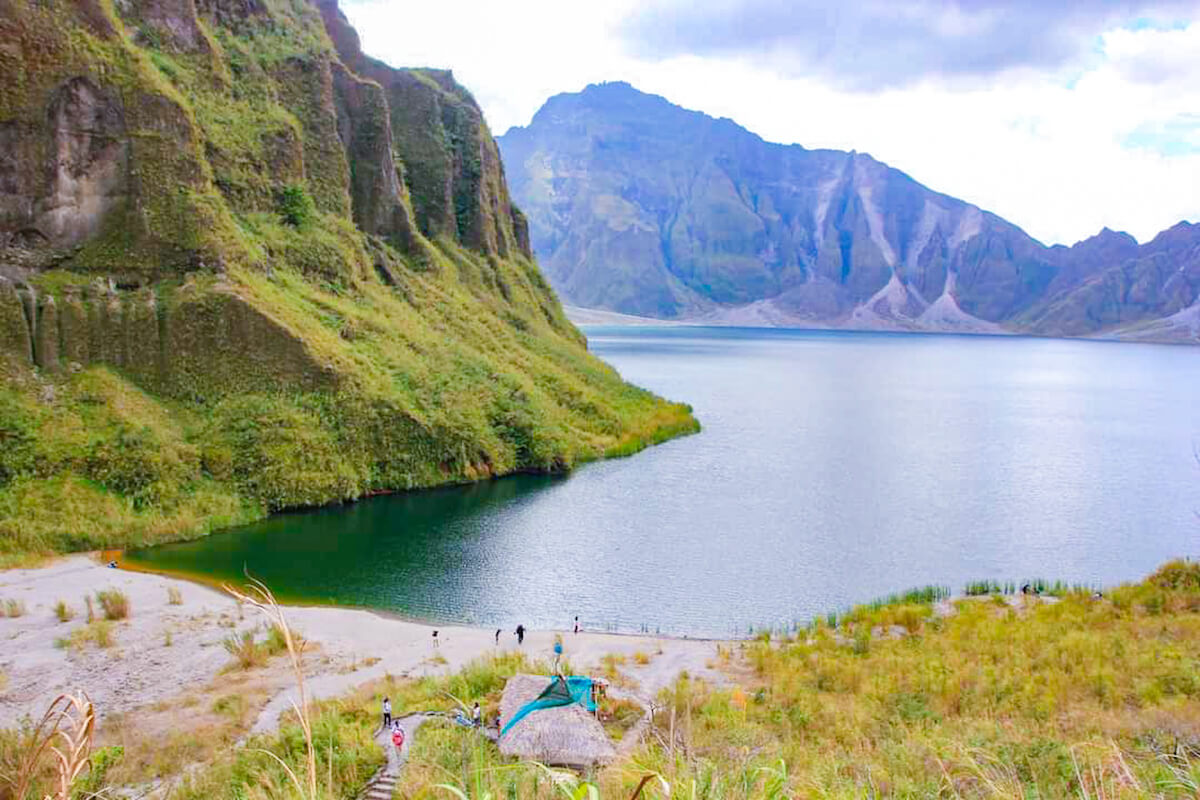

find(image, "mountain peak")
[497,85,1200,341]
[581,80,639,95]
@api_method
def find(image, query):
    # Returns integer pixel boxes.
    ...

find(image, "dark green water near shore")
[127,327,1200,636]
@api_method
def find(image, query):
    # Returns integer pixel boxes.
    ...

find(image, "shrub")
[264,624,290,655]
[167,586,183,606]
[3,599,25,617]
[96,590,129,620]
[53,600,74,622]
[58,620,115,651]
[222,626,288,670]
[223,630,265,670]
[1149,559,1200,591]
[277,184,315,228]
[90,620,114,649]
[600,653,627,680]
[74,745,123,796]
[85,424,197,509]
[204,396,363,510]
[0,393,37,487]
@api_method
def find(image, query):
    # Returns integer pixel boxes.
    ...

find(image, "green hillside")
[0,0,696,565]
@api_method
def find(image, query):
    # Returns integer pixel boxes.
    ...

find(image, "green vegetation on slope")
[0,241,697,565]
[0,0,697,565]
[592,560,1200,799]
[5,563,1197,798]
[386,561,1200,799]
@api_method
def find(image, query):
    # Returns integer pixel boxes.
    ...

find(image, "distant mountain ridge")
[497,82,1200,342]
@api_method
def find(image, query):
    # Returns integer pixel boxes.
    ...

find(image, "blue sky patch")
[1123,115,1200,156]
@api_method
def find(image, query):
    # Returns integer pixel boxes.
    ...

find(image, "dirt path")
[357,713,429,800]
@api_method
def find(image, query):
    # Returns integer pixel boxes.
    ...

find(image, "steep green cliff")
[0,0,697,564]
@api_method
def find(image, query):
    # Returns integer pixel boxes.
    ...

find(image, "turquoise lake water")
[127,328,1200,636]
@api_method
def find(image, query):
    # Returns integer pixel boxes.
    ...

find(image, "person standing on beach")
[515,624,525,645]
[573,615,580,634]
[432,630,439,648]
[382,697,392,729]
[495,628,501,645]
[553,636,564,673]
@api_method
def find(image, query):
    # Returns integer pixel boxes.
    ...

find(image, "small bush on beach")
[167,586,183,606]
[53,599,74,622]
[600,653,627,680]
[3,598,24,618]
[57,619,114,651]
[222,625,290,670]
[96,590,129,620]
[223,631,267,670]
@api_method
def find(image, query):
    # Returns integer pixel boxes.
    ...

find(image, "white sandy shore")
[0,556,726,734]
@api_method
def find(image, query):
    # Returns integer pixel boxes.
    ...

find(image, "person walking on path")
[382,697,392,729]
[573,615,580,634]
[390,720,405,752]
[472,702,481,728]
[515,624,525,645]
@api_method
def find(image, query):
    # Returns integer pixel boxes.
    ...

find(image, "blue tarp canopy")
[500,676,595,737]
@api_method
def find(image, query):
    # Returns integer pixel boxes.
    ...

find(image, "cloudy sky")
[341,0,1200,246]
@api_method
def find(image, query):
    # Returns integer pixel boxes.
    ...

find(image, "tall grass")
[56,620,115,651]
[95,589,129,620]
[594,560,1200,799]
[10,693,95,800]
[965,578,1099,596]
[222,624,289,670]
[222,576,318,798]
[53,600,74,622]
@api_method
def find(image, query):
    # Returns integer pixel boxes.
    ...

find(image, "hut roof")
[498,674,617,768]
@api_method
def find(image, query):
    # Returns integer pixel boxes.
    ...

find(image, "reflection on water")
[128,328,1200,637]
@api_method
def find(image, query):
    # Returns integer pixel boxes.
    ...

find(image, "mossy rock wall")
[165,280,336,396]
[330,60,416,251]
[0,282,33,363]
[314,0,531,262]
[0,0,247,274]
[2,278,333,396]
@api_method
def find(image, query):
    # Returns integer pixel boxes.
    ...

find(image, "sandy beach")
[0,555,727,734]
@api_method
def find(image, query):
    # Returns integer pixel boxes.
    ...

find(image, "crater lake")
[126,328,1200,637]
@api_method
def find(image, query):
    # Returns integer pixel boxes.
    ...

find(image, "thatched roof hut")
[498,674,616,768]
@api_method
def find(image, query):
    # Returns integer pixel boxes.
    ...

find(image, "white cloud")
[339,1,1199,245]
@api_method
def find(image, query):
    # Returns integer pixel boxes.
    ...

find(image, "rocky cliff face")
[498,82,1200,342]
[0,2,695,561]
[316,0,529,261]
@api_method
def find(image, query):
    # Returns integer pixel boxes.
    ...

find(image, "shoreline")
[118,554,736,643]
[0,555,729,735]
